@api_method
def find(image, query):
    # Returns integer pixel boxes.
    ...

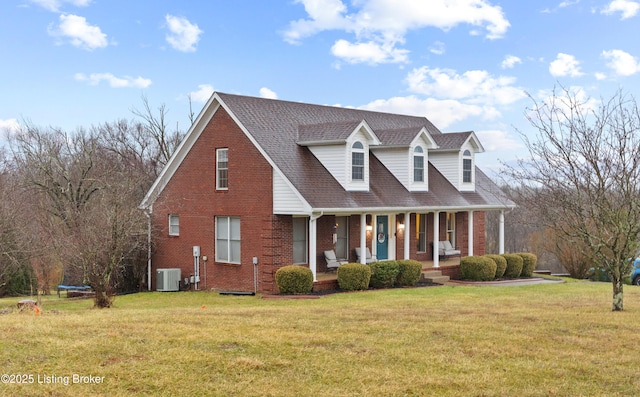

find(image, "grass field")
[1,281,639,396]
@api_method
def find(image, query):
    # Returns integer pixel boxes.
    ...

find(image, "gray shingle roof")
[217,92,513,211]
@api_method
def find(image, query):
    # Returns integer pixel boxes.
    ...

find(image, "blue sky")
[2,0,640,173]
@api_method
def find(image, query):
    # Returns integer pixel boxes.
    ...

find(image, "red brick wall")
[151,107,276,293]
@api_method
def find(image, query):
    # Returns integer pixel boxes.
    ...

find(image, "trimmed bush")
[485,254,507,279]
[396,260,423,287]
[275,265,313,294]
[502,254,524,278]
[518,253,538,277]
[368,260,400,289]
[337,263,372,291]
[460,256,497,281]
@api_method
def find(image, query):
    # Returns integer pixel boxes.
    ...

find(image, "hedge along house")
[140,92,515,293]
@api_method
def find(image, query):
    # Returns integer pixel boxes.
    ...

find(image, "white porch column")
[433,211,440,268]
[468,210,474,257]
[309,216,317,281]
[404,212,411,260]
[360,213,367,264]
[499,209,505,254]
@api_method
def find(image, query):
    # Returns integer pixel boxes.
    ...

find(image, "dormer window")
[351,141,365,181]
[413,146,424,182]
[463,150,472,183]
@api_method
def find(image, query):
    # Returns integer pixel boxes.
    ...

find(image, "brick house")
[140,92,515,293]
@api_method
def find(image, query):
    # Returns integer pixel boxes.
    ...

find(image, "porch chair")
[355,247,378,264]
[324,250,348,270]
[438,240,461,260]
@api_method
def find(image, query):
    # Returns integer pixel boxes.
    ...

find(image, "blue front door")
[376,216,388,260]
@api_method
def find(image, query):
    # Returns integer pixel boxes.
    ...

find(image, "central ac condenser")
[156,268,181,292]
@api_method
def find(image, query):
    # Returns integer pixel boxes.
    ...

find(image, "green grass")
[1,282,640,396]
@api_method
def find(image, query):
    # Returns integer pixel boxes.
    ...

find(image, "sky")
[2,0,640,174]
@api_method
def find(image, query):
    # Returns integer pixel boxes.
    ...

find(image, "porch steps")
[421,269,450,285]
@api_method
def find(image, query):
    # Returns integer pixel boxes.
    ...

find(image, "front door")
[376,215,388,260]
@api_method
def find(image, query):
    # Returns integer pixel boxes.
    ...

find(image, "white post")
[360,214,367,264]
[309,217,317,281]
[433,211,440,268]
[499,210,505,254]
[404,212,411,260]
[468,210,474,257]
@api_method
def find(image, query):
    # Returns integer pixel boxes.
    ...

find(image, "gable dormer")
[430,131,485,192]
[371,127,438,192]
[297,119,380,191]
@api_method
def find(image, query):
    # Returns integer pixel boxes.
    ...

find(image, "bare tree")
[504,87,640,311]
[10,125,148,307]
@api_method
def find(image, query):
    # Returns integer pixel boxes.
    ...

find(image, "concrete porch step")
[421,269,450,285]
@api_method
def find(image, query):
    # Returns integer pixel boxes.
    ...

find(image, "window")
[292,217,308,264]
[446,213,455,247]
[216,216,240,263]
[416,214,427,252]
[462,150,472,183]
[413,146,424,182]
[168,214,179,236]
[351,141,364,181]
[216,148,229,190]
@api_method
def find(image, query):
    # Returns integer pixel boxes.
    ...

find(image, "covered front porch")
[305,209,506,282]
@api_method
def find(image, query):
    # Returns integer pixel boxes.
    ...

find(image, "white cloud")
[549,53,584,77]
[74,73,152,88]
[188,84,214,103]
[601,49,640,76]
[283,0,510,65]
[501,55,522,69]
[259,87,278,99]
[0,119,22,137]
[331,39,409,64]
[29,0,91,12]
[48,14,108,50]
[359,95,491,129]
[475,129,523,151]
[165,15,203,52]
[602,0,640,19]
[405,67,526,106]
[429,41,445,55]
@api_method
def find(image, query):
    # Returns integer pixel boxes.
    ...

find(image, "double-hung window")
[292,217,308,264]
[413,146,424,182]
[351,141,365,181]
[462,150,472,183]
[168,214,179,236]
[216,148,229,190]
[216,216,240,263]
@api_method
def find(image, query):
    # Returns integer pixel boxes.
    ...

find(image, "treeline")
[0,98,185,307]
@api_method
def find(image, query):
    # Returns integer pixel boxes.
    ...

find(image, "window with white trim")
[292,217,308,264]
[462,150,472,183]
[168,214,179,236]
[216,148,229,190]
[216,216,240,263]
[351,141,365,181]
[413,146,424,182]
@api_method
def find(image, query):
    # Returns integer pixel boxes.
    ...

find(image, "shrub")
[396,260,423,287]
[502,254,524,278]
[368,260,400,289]
[485,254,507,279]
[460,256,497,281]
[275,265,313,294]
[337,263,372,291]
[518,253,538,277]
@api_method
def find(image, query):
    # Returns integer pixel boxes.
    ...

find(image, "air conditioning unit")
[156,268,181,292]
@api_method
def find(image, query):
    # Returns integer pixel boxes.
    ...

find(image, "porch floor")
[315,258,461,282]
